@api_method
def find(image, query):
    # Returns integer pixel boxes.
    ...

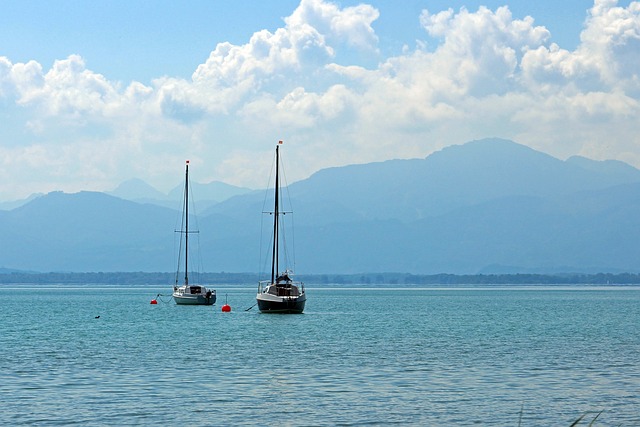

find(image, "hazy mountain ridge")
[282,138,640,222]
[0,192,44,211]
[109,178,253,211]
[3,138,640,274]
[5,191,177,271]
[1,176,253,212]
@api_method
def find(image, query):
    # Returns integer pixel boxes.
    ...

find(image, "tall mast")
[271,145,280,284]
[184,160,189,286]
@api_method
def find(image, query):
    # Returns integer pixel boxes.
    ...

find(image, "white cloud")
[1,0,640,200]
[287,0,379,50]
[520,0,640,92]
[418,6,550,97]
[12,55,117,117]
[581,0,640,88]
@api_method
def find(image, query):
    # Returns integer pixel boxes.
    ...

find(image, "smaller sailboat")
[256,142,306,313]
[172,160,216,305]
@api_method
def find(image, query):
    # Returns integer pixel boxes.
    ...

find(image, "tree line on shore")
[1,271,640,285]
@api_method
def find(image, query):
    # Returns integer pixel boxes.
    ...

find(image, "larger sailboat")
[256,142,306,313]
[172,160,216,305]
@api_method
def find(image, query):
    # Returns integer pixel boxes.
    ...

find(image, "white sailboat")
[256,142,306,313]
[172,160,216,305]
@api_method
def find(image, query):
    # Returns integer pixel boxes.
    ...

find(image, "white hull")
[173,286,216,306]
[171,161,216,306]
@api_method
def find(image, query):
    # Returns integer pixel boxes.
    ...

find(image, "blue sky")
[0,0,639,200]
[2,1,603,83]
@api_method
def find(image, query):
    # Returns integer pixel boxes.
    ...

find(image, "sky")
[0,0,639,200]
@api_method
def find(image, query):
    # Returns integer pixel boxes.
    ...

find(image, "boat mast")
[184,160,189,286]
[271,144,280,284]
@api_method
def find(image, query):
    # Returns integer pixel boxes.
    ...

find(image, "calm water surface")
[0,286,639,425]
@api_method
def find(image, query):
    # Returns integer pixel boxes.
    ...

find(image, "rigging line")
[193,232,202,285]
[260,151,276,213]
[280,214,291,271]
[175,225,184,286]
[259,151,277,282]
[279,152,297,271]
[172,179,185,286]
[173,227,180,286]
[258,209,276,282]
[291,211,296,272]
[258,212,264,282]
[175,166,192,286]
[265,230,274,281]
[187,168,205,284]
[259,214,274,282]
[280,156,296,271]
[272,145,281,284]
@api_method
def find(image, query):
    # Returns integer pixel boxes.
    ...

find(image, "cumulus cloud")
[190,0,378,110]
[286,0,379,50]
[8,55,115,117]
[0,0,640,200]
[520,0,640,93]
[419,6,550,96]
[581,0,640,87]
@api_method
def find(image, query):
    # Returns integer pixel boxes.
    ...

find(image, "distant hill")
[108,178,252,211]
[283,138,640,222]
[3,138,640,274]
[109,178,168,201]
[2,191,176,272]
[2,176,252,212]
[0,193,44,211]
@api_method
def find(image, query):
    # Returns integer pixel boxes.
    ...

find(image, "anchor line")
[154,293,174,303]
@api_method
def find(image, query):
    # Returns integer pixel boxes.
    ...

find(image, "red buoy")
[150,299,158,304]
[221,304,231,312]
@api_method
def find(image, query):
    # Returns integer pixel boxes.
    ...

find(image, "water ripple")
[1,287,639,425]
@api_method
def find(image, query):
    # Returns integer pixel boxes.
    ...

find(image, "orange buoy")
[221,294,231,312]
[150,299,158,304]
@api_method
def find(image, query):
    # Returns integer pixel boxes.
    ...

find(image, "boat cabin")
[267,281,301,297]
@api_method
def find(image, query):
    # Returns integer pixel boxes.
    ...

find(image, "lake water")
[0,285,638,426]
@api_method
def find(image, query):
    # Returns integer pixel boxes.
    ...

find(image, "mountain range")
[2,137,640,274]
[107,177,252,211]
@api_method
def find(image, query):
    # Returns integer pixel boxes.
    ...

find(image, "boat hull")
[173,286,216,305]
[174,294,216,305]
[256,293,306,314]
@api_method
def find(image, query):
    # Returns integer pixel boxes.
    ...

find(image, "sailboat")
[256,142,306,313]
[172,160,216,305]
